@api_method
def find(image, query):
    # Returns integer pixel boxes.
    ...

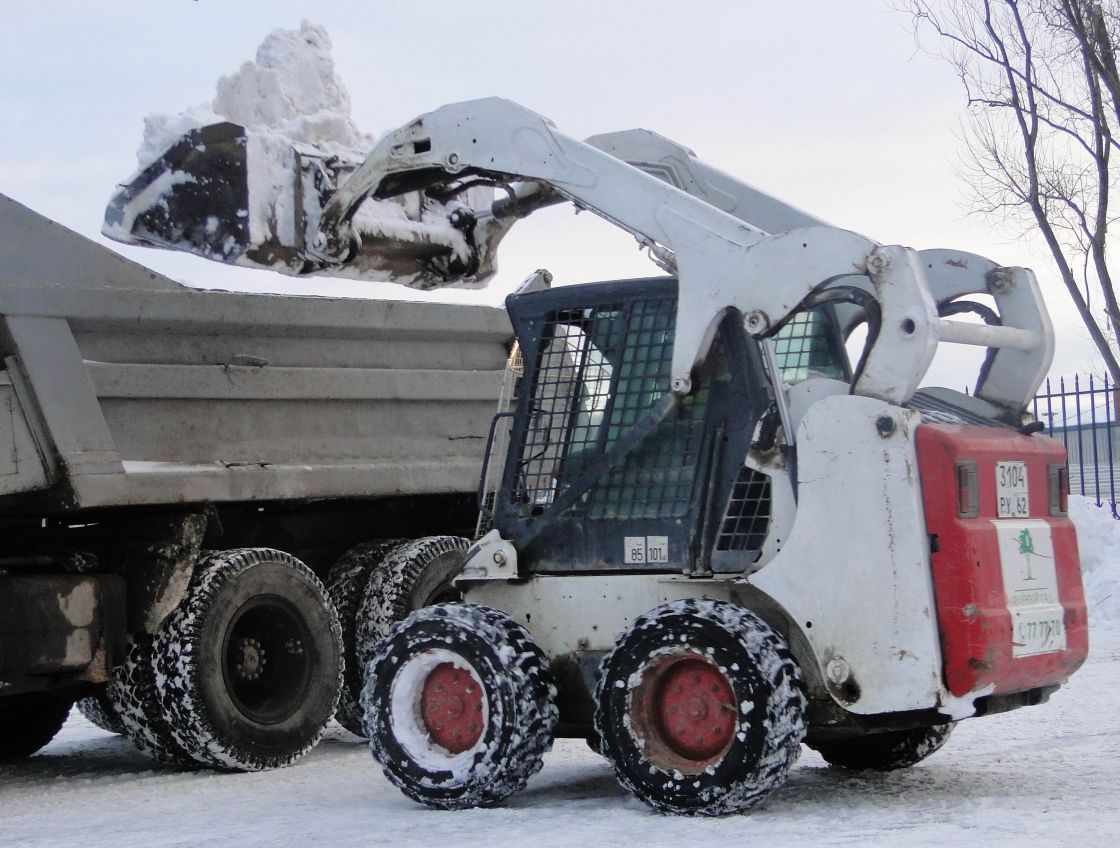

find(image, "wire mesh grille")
[716,466,771,551]
[773,310,846,382]
[512,295,702,519]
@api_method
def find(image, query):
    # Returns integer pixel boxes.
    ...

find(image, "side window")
[772,308,848,383]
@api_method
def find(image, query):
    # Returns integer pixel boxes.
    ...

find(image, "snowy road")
[2,639,1116,848]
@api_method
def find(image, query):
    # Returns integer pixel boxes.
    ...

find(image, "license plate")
[996,461,1029,518]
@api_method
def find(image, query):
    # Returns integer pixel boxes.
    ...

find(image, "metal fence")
[1032,374,1120,517]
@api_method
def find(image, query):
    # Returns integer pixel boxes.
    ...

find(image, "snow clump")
[139,21,371,165]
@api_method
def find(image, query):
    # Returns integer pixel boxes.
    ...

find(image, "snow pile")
[1069,495,1120,642]
[139,21,371,164]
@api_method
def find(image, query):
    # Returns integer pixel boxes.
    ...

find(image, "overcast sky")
[0,0,1104,387]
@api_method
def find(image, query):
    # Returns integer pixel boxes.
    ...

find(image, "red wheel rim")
[420,662,484,753]
[628,654,739,772]
[653,659,737,761]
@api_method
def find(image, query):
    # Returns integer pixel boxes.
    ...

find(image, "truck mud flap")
[0,574,125,684]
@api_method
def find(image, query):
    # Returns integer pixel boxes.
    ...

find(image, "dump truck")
[95,97,1088,814]
[0,191,512,767]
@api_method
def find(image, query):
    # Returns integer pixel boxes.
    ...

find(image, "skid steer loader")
[105,98,1088,816]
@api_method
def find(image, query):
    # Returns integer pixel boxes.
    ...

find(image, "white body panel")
[463,574,741,657]
[747,394,945,714]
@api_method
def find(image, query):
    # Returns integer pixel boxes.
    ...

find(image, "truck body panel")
[0,193,512,512]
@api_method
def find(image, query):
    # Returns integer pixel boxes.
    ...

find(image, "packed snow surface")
[2,497,1117,845]
[3,645,1116,848]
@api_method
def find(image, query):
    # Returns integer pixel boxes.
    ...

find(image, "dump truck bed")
[0,193,511,512]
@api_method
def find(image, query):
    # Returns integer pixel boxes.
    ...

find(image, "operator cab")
[482,276,851,578]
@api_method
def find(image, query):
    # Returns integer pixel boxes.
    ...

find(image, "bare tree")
[903,0,1120,380]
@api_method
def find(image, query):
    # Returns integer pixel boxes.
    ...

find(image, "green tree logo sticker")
[1018,528,1036,581]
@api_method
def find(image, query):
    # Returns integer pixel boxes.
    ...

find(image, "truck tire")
[808,723,954,772]
[325,540,407,737]
[363,603,558,810]
[153,548,343,771]
[76,688,126,735]
[0,692,73,760]
[353,536,470,717]
[106,636,198,766]
[594,599,806,816]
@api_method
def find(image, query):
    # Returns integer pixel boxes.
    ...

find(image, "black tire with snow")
[153,548,343,771]
[808,723,954,772]
[0,692,73,760]
[325,540,407,737]
[353,535,469,693]
[106,636,198,766]
[76,687,126,736]
[594,599,807,816]
[363,602,558,810]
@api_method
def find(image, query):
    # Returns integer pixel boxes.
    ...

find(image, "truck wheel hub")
[420,662,484,753]
[653,659,736,762]
[235,638,266,680]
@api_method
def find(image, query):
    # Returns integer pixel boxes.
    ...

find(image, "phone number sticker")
[994,520,1067,657]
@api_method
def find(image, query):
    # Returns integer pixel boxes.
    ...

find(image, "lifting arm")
[303,97,1052,412]
[304,98,882,397]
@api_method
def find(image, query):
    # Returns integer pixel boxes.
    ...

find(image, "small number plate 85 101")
[996,461,1029,518]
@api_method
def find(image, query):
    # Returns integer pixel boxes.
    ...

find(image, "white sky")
[0,0,1106,388]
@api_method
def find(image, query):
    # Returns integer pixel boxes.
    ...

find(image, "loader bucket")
[103,122,252,266]
[103,123,511,288]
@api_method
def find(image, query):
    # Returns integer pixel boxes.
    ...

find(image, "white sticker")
[623,536,669,565]
[996,461,1029,518]
[994,520,1067,657]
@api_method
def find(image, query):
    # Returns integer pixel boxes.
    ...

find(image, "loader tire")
[353,536,469,719]
[595,599,806,816]
[808,723,954,772]
[364,602,558,810]
[325,539,407,737]
[153,548,343,771]
[76,687,126,735]
[0,692,73,760]
[106,636,198,766]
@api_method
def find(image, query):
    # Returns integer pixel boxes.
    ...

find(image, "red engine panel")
[916,424,1088,698]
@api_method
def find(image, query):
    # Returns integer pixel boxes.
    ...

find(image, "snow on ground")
[2,643,1117,848]
[2,498,1117,847]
